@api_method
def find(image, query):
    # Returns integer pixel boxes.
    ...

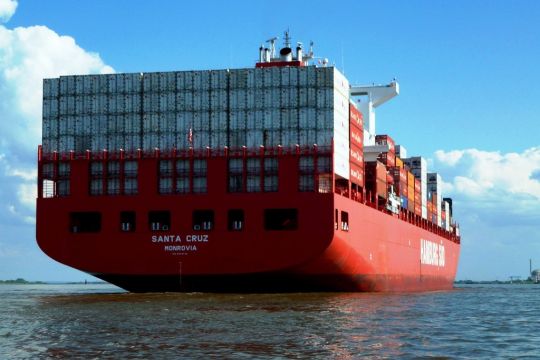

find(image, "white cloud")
[434,147,540,203]
[0,6,114,225]
[0,0,16,23]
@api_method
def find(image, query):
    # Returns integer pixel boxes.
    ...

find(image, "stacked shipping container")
[365,161,387,200]
[43,66,351,179]
[349,103,364,187]
[403,157,428,219]
[427,173,443,226]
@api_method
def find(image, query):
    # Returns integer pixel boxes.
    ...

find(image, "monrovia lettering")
[164,245,197,252]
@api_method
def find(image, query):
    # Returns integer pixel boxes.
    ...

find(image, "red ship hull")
[36,151,459,292]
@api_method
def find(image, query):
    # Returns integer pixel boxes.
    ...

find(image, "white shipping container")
[199,71,211,91]
[316,68,328,87]
[125,113,141,133]
[246,130,263,148]
[289,67,298,86]
[263,110,279,130]
[59,135,75,152]
[75,76,84,96]
[143,113,160,132]
[264,130,281,147]
[211,111,228,131]
[281,108,299,129]
[230,69,248,89]
[228,110,243,130]
[316,129,333,146]
[176,112,192,131]
[333,152,350,180]
[184,71,195,90]
[82,76,95,94]
[125,73,142,93]
[210,89,228,110]
[106,74,118,93]
[333,68,350,97]
[142,72,159,92]
[396,145,407,159]
[60,76,76,96]
[43,78,59,98]
[159,133,175,150]
[229,130,245,148]
[193,130,210,149]
[281,129,298,147]
[270,67,280,87]
[210,131,227,149]
[210,70,228,89]
[299,129,317,146]
[246,110,263,129]
[201,112,211,131]
[280,67,290,86]
[161,72,176,92]
[143,133,159,151]
[162,113,177,133]
[42,137,58,153]
[192,91,203,111]
[230,89,246,110]
[317,109,333,130]
[175,130,189,149]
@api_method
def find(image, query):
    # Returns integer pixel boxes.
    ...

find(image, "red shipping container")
[377,151,396,167]
[414,178,421,193]
[375,134,395,152]
[350,162,364,187]
[349,103,364,130]
[349,126,363,149]
[365,161,387,182]
[350,146,364,166]
[389,167,408,197]
[414,201,421,216]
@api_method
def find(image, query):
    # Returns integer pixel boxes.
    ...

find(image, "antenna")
[266,36,278,58]
[284,29,291,48]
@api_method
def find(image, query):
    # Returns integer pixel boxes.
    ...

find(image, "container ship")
[36,33,461,292]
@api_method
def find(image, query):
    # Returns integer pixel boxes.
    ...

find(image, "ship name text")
[420,239,445,267]
[151,234,209,243]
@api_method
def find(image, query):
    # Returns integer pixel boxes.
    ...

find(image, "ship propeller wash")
[37,33,460,292]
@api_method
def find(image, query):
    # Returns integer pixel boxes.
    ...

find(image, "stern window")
[70,212,101,233]
[149,211,170,231]
[193,210,214,231]
[228,209,244,231]
[264,209,298,231]
[120,211,136,232]
[341,211,349,231]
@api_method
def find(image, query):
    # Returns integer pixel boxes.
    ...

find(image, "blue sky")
[0,0,539,281]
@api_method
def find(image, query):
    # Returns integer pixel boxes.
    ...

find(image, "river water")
[0,284,538,359]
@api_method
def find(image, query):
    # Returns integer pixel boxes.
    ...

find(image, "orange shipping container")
[395,157,403,168]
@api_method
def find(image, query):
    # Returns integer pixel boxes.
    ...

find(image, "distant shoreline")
[455,280,538,285]
[0,278,107,285]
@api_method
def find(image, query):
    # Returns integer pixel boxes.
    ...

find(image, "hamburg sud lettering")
[151,234,209,253]
[420,239,445,267]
